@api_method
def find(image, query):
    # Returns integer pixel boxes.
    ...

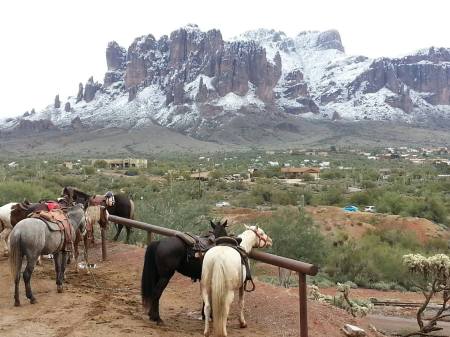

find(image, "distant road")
[368,314,450,335]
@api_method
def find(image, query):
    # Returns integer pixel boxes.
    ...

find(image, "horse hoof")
[240,322,247,328]
[57,286,64,293]
[14,301,20,307]
[30,298,37,304]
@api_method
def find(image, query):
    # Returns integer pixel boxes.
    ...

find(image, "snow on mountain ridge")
[3,26,450,135]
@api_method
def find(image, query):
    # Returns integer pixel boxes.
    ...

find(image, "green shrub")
[263,206,329,265]
[0,181,56,204]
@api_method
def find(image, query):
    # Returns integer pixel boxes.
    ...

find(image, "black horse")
[141,220,229,324]
[61,187,134,242]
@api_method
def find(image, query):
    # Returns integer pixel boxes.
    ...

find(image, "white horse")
[0,203,16,256]
[201,225,272,337]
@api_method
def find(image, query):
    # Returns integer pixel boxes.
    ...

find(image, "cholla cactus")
[309,285,332,302]
[309,283,372,317]
[402,253,450,336]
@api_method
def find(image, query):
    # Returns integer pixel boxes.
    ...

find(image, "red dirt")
[216,206,450,244]
[0,241,381,337]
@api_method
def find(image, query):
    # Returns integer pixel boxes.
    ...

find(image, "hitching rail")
[107,214,318,337]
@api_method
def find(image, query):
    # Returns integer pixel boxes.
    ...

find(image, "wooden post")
[299,272,308,337]
[101,228,107,261]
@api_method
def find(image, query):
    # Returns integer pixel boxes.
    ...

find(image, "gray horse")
[9,205,87,306]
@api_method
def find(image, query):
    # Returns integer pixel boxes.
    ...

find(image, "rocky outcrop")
[70,116,84,129]
[104,41,127,87]
[14,119,57,132]
[116,25,282,106]
[84,77,102,102]
[54,95,61,108]
[349,47,450,111]
[76,83,83,103]
[316,30,345,52]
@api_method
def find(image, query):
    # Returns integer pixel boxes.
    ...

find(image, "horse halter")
[250,228,269,248]
[105,192,115,207]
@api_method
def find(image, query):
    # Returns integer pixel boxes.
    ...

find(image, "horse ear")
[210,220,216,229]
[223,220,228,227]
[244,224,250,230]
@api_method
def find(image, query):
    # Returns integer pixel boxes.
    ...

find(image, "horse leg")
[222,291,234,337]
[83,233,89,263]
[54,252,64,293]
[74,233,80,272]
[149,275,172,324]
[238,286,247,328]
[125,226,131,243]
[13,260,21,307]
[23,255,38,304]
[0,227,11,256]
[201,285,211,337]
[113,224,122,241]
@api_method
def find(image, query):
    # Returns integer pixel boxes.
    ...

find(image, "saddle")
[216,236,255,292]
[30,209,73,252]
[175,232,216,259]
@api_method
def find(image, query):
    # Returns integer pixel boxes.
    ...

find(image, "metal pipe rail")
[106,214,318,337]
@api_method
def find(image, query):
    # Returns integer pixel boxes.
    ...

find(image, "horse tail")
[141,241,159,310]
[9,230,22,283]
[212,260,227,337]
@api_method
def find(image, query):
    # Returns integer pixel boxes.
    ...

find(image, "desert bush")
[93,160,108,168]
[325,230,419,288]
[0,181,56,204]
[262,206,329,265]
[82,166,96,175]
[319,186,345,205]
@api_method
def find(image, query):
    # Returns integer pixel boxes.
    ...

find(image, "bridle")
[250,227,269,248]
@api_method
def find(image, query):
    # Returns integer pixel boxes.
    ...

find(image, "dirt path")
[0,242,381,337]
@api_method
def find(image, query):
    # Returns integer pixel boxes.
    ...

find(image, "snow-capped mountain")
[2,25,450,137]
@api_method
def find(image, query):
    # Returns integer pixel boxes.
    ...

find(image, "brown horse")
[62,187,135,243]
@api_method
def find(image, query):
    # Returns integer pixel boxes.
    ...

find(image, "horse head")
[244,224,272,248]
[67,204,87,236]
[210,219,228,238]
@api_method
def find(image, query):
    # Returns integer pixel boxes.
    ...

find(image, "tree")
[402,254,450,336]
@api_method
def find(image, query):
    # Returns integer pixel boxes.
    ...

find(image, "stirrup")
[244,279,255,292]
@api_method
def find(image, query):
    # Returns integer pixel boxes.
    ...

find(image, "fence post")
[299,272,308,337]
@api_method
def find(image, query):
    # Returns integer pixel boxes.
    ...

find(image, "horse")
[104,192,135,243]
[9,204,87,306]
[0,202,17,256]
[141,220,229,324]
[62,187,134,243]
[0,201,45,256]
[201,225,272,337]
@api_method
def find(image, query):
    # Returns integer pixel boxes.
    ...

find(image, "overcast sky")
[0,0,448,119]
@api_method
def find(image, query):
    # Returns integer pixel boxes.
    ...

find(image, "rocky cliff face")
[2,25,449,136]
[349,47,450,112]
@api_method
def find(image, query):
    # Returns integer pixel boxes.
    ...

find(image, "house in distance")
[281,167,321,180]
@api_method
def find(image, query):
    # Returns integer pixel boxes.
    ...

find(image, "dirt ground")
[0,241,384,337]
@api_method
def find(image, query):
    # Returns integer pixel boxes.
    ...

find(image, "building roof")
[281,167,320,173]
[190,171,210,179]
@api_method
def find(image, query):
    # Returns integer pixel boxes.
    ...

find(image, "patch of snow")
[215,84,264,111]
